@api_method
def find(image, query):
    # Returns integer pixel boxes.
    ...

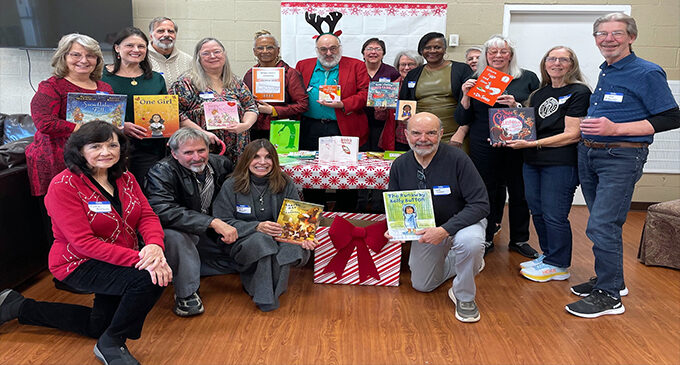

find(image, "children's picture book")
[203,101,240,130]
[396,100,416,120]
[132,94,179,138]
[276,199,324,244]
[319,85,341,102]
[467,66,514,106]
[367,81,399,107]
[488,107,537,144]
[252,67,285,102]
[383,189,436,241]
[318,136,359,165]
[66,93,127,127]
[270,119,300,153]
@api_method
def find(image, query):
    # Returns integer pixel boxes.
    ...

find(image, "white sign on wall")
[281,1,447,67]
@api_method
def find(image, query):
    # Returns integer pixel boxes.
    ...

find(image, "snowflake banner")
[281,2,447,66]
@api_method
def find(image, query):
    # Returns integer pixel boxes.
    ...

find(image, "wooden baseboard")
[631,202,655,211]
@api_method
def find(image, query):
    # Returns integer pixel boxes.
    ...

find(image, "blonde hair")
[188,37,236,91]
[51,33,104,81]
[537,46,588,89]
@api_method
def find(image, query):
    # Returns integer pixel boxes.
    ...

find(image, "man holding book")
[386,112,489,323]
[144,128,235,317]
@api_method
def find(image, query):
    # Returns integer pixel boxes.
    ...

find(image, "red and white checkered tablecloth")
[281,157,393,190]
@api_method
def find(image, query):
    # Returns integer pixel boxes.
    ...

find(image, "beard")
[152,36,175,50]
[188,162,207,173]
[408,141,438,157]
[317,52,342,68]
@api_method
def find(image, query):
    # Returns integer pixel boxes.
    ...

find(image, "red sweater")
[44,170,165,280]
[26,76,114,196]
[243,60,309,131]
[295,57,370,146]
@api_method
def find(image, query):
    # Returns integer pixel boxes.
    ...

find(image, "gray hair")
[168,128,210,152]
[475,34,522,79]
[465,46,483,58]
[51,33,104,81]
[149,17,177,33]
[593,12,637,38]
[393,50,424,70]
[253,30,280,48]
[187,37,236,91]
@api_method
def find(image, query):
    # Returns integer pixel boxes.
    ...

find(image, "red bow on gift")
[323,216,389,281]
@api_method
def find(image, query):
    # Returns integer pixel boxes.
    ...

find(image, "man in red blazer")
[295,34,370,150]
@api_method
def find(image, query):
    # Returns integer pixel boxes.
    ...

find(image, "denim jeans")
[18,259,164,345]
[577,143,648,298]
[523,163,579,268]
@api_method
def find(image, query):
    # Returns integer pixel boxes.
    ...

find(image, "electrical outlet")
[449,34,459,47]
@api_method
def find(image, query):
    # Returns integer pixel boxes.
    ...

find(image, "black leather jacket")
[144,154,233,235]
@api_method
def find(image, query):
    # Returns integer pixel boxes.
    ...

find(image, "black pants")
[299,116,341,151]
[470,143,530,243]
[129,139,168,184]
[18,259,164,345]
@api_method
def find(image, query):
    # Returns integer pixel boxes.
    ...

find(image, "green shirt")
[102,68,167,123]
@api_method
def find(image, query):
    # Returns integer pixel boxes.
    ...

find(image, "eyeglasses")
[593,30,627,39]
[364,47,383,53]
[545,57,572,64]
[67,52,98,61]
[417,169,427,189]
[317,46,339,54]
[487,49,511,56]
[255,45,277,52]
[399,62,417,69]
[423,45,444,52]
[200,50,224,58]
[408,130,439,138]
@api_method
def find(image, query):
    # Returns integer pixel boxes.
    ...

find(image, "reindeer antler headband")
[305,11,343,39]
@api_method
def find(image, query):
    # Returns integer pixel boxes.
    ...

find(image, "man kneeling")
[145,128,235,316]
[386,113,489,322]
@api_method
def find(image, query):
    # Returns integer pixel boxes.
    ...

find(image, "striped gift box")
[314,212,401,286]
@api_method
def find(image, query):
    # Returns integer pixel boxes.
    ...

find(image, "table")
[281,157,393,190]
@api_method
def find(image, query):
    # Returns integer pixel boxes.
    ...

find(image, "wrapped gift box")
[318,136,359,165]
[314,212,401,286]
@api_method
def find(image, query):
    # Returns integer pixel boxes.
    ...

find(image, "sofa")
[0,113,52,289]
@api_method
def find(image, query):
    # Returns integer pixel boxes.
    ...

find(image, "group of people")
[0,11,678,365]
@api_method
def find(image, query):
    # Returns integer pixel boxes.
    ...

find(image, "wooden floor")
[1,206,678,365]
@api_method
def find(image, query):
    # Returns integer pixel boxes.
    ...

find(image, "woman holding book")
[502,46,591,282]
[0,121,171,365]
[243,30,308,141]
[211,139,315,312]
[102,26,168,181]
[398,32,472,143]
[170,37,258,165]
[454,34,540,259]
[26,33,113,196]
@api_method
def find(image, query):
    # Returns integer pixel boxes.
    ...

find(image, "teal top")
[303,60,338,120]
[102,68,167,123]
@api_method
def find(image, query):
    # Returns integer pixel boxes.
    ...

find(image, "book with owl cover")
[132,94,179,138]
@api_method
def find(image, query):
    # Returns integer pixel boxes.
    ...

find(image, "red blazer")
[45,170,165,280]
[243,60,309,131]
[295,56,370,146]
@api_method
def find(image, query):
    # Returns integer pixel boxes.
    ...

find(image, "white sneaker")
[519,254,545,269]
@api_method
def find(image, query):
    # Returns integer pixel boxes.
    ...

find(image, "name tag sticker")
[603,92,623,103]
[199,92,215,99]
[95,91,109,95]
[379,77,391,82]
[558,94,572,105]
[432,185,451,196]
[236,205,251,214]
[88,201,111,213]
[408,81,416,88]
[306,86,313,92]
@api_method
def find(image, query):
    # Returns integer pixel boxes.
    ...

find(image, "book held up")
[467,66,514,106]
[66,93,127,127]
[367,81,399,108]
[276,199,324,245]
[383,189,436,241]
[132,95,180,138]
[488,107,536,144]
[319,85,341,102]
[251,67,285,102]
[203,101,240,130]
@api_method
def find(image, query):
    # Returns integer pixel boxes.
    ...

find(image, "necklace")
[130,79,138,86]
[251,183,267,212]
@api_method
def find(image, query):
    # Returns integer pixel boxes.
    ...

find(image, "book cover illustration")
[383,190,436,241]
[318,136,359,165]
[467,66,514,106]
[270,119,300,153]
[319,85,341,102]
[396,100,416,120]
[132,94,179,138]
[276,199,324,244]
[367,81,399,107]
[66,93,127,127]
[203,101,240,130]
[252,67,285,102]
[488,107,537,144]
